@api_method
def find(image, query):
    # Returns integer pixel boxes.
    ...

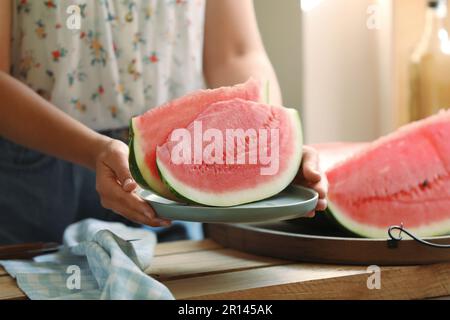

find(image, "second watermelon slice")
[320,111,450,238]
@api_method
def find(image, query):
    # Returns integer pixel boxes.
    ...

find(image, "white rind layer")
[328,201,450,238]
[156,108,303,207]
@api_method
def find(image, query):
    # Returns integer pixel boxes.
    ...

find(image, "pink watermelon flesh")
[326,111,450,238]
[131,79,261,199]
[312,142,368,172]
[156,98,303,206]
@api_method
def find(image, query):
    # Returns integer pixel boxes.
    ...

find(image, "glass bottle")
[409,0,450,121]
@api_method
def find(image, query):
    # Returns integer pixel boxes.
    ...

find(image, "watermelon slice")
[324,111,450,238]
[156,98,303,206]
[130,79,261,199]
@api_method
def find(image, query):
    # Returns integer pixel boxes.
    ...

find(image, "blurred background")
[254,0,450,143]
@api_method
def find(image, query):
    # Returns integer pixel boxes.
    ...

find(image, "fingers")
[105,187,171,227]
[300,145,321,184]
[315,198,328,212]
[96,164,171,227]
[305,198,327,219]
[297,146,329,215]
[306,211,316,218]
[110,199,171,227]
[309,174,328,200]
[309,173,328,211]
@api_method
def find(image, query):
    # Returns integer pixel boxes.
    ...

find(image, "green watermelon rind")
[327,201,450,239]
[130,122,187,202]
[324,203,370,238]
[130,118,185,200]
[156,164,196,205]
[156,107,304,207]
[327,201,400,238]
[128,121,152,191]
[321,207,364,238]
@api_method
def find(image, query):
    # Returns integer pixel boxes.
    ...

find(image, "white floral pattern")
[11,0,206,131]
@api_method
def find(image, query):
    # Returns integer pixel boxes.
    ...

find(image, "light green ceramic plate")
[137,185,318,224]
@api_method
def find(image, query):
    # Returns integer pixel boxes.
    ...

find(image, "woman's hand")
[95,138,172,227]
[294,145,328,217]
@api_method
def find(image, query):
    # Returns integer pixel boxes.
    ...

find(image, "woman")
[0,0,327,244]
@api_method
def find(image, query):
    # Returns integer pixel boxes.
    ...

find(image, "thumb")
[300,146,321,183]
[121,175,137,192]
[108,145,138,192]
[117,162,137,192]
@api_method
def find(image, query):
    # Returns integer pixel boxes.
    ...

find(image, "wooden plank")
[3,239,450,300]
[154,239,222,257]
[164,263,366,299]
[165,263,450,300]
[147,248,289,281]
[0,267,7,277]
[0,276,26,300]
[4,262,450,300]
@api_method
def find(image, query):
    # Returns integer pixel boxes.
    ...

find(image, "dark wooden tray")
[205,215,450,266]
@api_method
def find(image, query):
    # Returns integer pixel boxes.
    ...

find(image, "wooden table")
[1,239,450,300]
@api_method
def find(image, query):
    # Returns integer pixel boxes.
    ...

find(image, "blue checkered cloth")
[0,219,174,300]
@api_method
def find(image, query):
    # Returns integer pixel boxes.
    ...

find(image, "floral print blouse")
[11,0,206,131]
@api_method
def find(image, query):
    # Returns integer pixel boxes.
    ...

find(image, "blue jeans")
[0,131,203,245]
